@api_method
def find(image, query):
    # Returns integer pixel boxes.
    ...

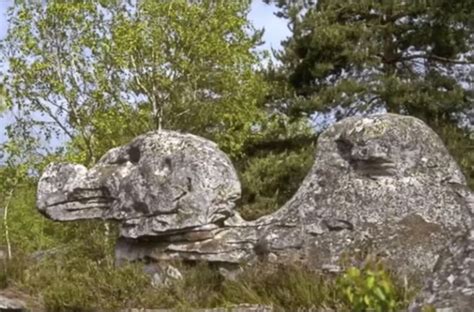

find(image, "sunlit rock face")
[257,113,472,275]
[37,114,473,278]
[37,131,241,238]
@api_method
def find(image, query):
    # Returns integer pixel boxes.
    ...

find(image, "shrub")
[239,146,315,220]
[336,262,410,312]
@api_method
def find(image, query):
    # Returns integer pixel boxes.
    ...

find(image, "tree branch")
[28,97,76,140]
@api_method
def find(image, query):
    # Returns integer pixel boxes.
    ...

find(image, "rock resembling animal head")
[37,131,241,239]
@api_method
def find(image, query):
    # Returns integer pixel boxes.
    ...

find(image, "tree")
[263,0,474,188]
[1,0,267,163]
[0,134,36,260]
[266,0,474,126]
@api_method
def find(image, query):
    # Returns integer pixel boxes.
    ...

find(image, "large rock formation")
[37,114,473,277]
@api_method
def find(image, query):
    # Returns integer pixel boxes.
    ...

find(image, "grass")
[0,246,420,312]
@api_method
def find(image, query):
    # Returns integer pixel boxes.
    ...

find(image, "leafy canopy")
[1,0,267,163]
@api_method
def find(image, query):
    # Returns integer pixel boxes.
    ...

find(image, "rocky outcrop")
[36,114,473,277]
[256,113,472,274]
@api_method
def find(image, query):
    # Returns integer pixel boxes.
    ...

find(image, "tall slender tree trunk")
[3,184,17,260]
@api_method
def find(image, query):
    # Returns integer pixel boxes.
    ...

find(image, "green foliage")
[266,0,474,189]
[219,264,335,309]
[239,145,315,219]
[1,250,419,311]
[337,265,398,312]
[236,113,317,219]
[422,305,437,312]
[436,123,473,189]
[1,0,268,162]
[27,260,150,312]
[269,0,474,122]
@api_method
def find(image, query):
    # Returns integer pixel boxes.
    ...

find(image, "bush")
[239,146,315,220]
[336,260,418,312]
[436,123,473,189]
[337,266,397,312]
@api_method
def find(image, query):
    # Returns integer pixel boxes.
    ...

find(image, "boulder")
[37,131,241,238]
[255,113,472,275]
[36,114,473,277]
[143,263,183,288]
[0,294,26,312]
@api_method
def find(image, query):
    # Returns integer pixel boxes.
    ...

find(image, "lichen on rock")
[37,131,241,238]
[408,230,474,312]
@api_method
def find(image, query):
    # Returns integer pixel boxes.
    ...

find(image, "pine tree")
[267,0,474,126]
[264,0,473,187]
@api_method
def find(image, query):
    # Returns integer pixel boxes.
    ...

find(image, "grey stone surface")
[37,130,241,238]
[143,263,183,288]
[255,113,472,275]
[36,114,473,277]
[0,294,26,311]
[408,230,474,312]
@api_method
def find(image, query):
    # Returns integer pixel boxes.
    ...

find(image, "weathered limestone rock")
[36,114,473,277]
[37,131,241,238]
[143,263,183,288]
[254,113,472,274]
[408,230,474,312]
[0,294,26,312]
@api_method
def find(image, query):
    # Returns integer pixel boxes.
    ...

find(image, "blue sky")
[0,1,290,145]
[249,1,290,52]
[0,1,8,39]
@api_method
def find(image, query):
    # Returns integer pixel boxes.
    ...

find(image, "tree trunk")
[3,185,17,260]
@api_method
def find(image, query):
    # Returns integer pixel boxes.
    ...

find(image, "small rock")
[321,264,342,273]
[144,263,183,288]
[218,263,243,281]
[0,294,26,311]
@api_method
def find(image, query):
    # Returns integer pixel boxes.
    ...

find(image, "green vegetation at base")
[1,248,419,312]
[0,185,420,311]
